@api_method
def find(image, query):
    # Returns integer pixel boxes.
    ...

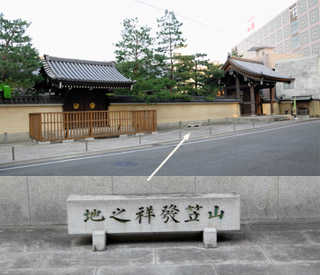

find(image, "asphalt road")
[0,121,319,176]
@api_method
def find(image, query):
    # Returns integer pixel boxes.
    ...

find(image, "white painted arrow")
[147,133,191,181]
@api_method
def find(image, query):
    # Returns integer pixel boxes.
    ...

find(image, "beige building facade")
[233,0,320,59]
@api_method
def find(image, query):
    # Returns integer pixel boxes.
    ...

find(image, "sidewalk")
[0,219,320,274]
[0,117,318,165]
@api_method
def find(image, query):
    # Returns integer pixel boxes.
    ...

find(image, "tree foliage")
[0,13,41,90]
[231,49,243,58]
[114,17,173,98]
[156,10,186,84]
[114,10,223,102]
[174,53,224,99]
[115,18,153,78]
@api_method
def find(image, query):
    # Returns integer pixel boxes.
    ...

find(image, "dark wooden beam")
[236,75,241,99]
[225,83,275,91]
[250,85,255,116]
[270,87,274,115]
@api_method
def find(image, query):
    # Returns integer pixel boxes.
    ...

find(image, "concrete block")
[0,177,30,226]
[28,176,113,225]
[62,139,74,143]
[92,230,106,251]
[119,135,128,138]
[196,176,278,220]
[67,193,240,234]
[85,138,94,141]
[188,122,201,127]
[278,176,320,219]
[135,133,144,136]
[203,228,217,248]
[151,131,159,135]
[37,141,50,145]
[112,176,196,195]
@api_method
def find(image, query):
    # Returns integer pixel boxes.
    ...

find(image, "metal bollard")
[209,126,212,134]
[179,129,182,139]
[252,121,255,128]
[139,134,142,144]
[4,132,8,144]
[86,140,88,151]
[269,119,271,126]
[12,146,15,161]
[226,117,228,124]
[234,121,236,131]
[179,121,182,129]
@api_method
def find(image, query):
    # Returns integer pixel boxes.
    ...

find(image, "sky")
[1,0,297,63]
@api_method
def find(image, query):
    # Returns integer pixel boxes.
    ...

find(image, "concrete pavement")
[0,117,317,166]
[1,117,320,274]
[0,219,320,274]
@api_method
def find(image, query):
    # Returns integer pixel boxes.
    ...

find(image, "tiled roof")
[42,55,134,89]
[0,96,63,105]
[223,56,294,82]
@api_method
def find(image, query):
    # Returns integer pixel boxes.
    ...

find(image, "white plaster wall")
[275,55,320,99]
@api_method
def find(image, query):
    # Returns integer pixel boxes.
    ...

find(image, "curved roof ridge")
[229,55,264,65]
[43,54,115,66]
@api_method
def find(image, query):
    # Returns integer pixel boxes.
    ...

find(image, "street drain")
[114,161,137,167]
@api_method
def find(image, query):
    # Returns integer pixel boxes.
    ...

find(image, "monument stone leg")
[203,227,217,248]
[92,230,106,251]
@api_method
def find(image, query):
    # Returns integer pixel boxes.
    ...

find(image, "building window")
[283,81,294,89]
[290,4,298,21]
[290,20,298,36]
[292,35,300,50]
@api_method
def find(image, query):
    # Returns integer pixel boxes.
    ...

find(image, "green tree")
[115,17,178,101]
[115,18,153,78]
[231,49,243,58]
[175,53,223,97]
[205,62,225,100]
[0,13,41,90]
[156,10,186,87]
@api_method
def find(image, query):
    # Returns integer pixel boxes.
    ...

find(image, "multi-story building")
[232,0,320,59]
[230,0,320,117]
